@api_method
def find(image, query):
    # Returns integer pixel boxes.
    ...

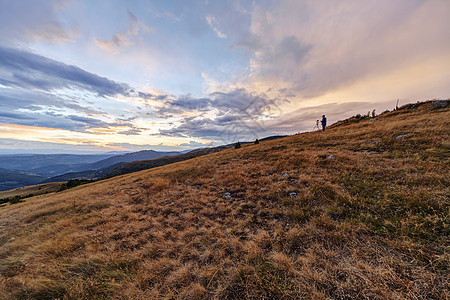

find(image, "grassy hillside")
[105,146,230,178]
[0,182,63,203]
[0,101,448,299]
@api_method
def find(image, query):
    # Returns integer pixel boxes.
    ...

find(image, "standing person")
[321,115,327,131]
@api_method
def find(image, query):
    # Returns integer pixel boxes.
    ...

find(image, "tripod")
[313,120,320,131]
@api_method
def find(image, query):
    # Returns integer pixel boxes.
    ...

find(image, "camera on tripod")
[313,120,320,131]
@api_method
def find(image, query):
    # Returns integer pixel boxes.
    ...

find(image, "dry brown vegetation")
[0,101,449,299]
[0,182,63,205]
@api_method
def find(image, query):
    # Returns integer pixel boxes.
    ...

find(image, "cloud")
[158,89,286,143]
[0,111,36,120]
[0,87,102,115]
[177,140,212,148]
[0,138,112,154]
[0,0,75,44]
[0,46,132,96]
[118,128,142,136]
[236,0,450,99]
[205,15,227,39]
[0,87,138,133]
[96,10,153,55]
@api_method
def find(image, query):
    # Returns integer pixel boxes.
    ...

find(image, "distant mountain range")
[0,136,289,191]
[0,168,45,191]
[0,154,115,177]
[0,150,181,190]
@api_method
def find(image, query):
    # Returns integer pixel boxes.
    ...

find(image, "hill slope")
[104,146,230,178]
[83,150,182,170]
[0,100,448,299]
[40,162,126,183]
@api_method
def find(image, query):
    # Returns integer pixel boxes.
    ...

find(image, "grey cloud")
[0,46,132,97]
[0,111,36,120]
[227,0,450,98]
[157,89,286,142]
[95,10,153,54]
[0,88,102,115]
[0,89,135,132]
[169,96,211,110]
[67,115,111,128]
[118,128,143,135]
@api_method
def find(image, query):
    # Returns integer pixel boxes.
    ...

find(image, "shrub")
[235,141,241,149]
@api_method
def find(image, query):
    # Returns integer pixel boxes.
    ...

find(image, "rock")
[431,100,447,109]
[326,155,335,160]
[289,178,297,183]
[370,118,379,121]
[282,173,288,178]
[106,192,113,195]
[396,133,413,139]
[289,192,297,198]
[195,185,201,189]
[224,192,231,198]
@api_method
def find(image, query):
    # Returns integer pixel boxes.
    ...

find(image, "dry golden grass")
[0,182,63,201]
[0,101,448,299]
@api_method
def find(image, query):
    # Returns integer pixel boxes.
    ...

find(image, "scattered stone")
[370,118,379,121]
[286,223,290,227]
[106,192,113,195]
[359,150,376,153]
[282,173,288,178]
[289,178,297,183]
[431,100,447,109]
[224,192,231,199]
[289,192,298,198]
[195,185,201,189]
[369,139,382,144]
[326,155,335,160]
[396,133,413,139]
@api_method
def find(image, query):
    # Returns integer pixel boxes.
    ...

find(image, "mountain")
[41,162,126,183]
[0,100,448,299]
[104,146,230,178]
[0,168,46,191]
[40,150,184,183]
[81,150,182,171]
[0,154,115,177]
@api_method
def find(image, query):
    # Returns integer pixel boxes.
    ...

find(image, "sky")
[0,0,449,153]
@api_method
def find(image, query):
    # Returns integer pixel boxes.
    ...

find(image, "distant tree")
[372,109,376,118]
[235,141,241,149]
[367,111,371,118]
[254,139,259,145]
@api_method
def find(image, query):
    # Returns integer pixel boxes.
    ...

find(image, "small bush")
[9,196,23,204]
[235,141,241,149]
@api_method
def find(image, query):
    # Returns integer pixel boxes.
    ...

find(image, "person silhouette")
[321,115,327,131]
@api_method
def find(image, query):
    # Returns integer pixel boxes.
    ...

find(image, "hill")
[0,168,46,191]
[104,146,230,178]
[83,150,182,171]
[40,163,126,183]
[0,100,448,299]
[0,182,63,205]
